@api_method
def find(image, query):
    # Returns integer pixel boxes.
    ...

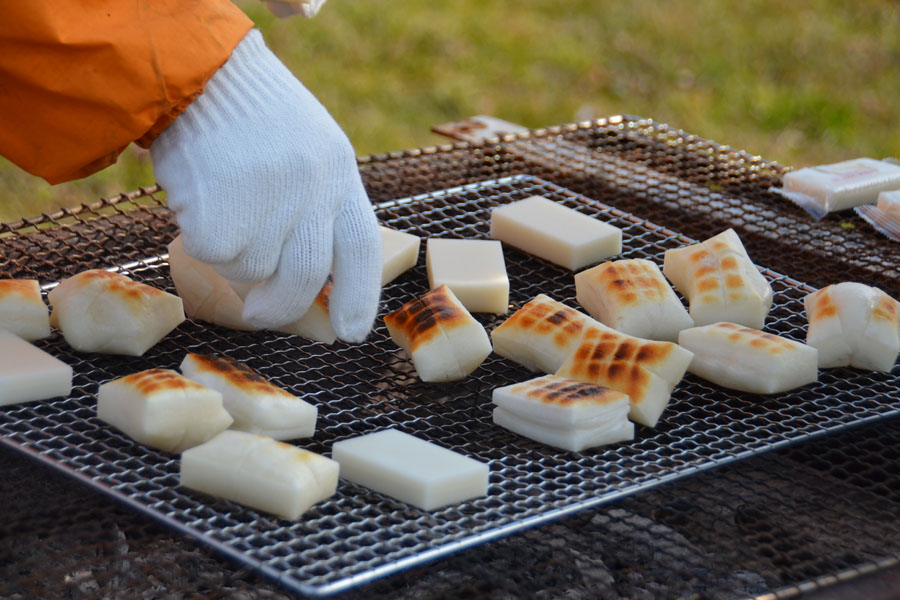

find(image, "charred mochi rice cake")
[384,285,492,382]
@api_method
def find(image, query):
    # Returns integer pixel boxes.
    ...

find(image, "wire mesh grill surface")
[1,174,898,598]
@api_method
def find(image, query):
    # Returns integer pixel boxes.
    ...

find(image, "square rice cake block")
[180,353,317,440]
[97,369,233,453]
[490,195,622,271]
[426,238,509,314]
[0,279,51,341]
[0,330,72,406]
[332,428,490,511]
[181,430,339,520]
[381,226,421,286]
[384,285,492,382]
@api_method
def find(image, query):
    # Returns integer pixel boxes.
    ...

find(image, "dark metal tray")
[1,174,898,598]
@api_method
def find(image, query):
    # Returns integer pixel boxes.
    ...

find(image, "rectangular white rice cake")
[97,369,233,453]
[332,428,489,511]
[493,407,634,452]
[490,195,622,271]
[380,226,421,286]
[678,322,819,394]
[0,329,72,406]
[180,353,317,440]
[181,430,339,520]
[491,374,630,429]
[426,238,509,314]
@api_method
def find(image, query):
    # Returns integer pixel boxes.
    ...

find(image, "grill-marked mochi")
[97,368,233,453]
[491,294,598,374]
[804,282,900,372]
[492,374,634,451]
[555,324,694,427]
[663,229,772,329]
[678,322,819,394]
[575,258,693,341]
[180,353,317,440]
[384,285,492,382]
[167,235,257,331]
[181,430,339,519]
[0,279,51,341]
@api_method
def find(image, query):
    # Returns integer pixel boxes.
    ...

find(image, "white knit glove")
[150,29,381,342]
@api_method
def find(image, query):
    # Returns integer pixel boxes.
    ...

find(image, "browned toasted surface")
[384,285,467,352]
[494,295,588,350]
[708,322,797,354]
[0,279,41,300]
[509,375,626,406]
[184,354,292,398]
[590,260,667,307]
[61,270,167,308]
[873,293,900,326]
[558,327,679,399]
[116,369,207,396]
[313,281,332,311]
[807,288,838,321]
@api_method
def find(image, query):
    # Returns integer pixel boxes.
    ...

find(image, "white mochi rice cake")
[492,374,634,452]
[0,279,51,341]
[49,269,185,356]
[181,430,339,520]
[555,324,694,428]
[384,284,492,382]
[167,235,258,331]
[97,368,233,453]
[230,278,337,344]
[804,282,900,372]
[678,322,819,394]
[170,234,337,343]
[180,353,317,440]
[575,258,693,341]
[491,294,599,374]
[663,229,772,330]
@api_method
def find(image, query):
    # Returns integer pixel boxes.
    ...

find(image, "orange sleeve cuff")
[0,1,253,184]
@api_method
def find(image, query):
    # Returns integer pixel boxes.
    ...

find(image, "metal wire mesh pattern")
[1,172,898,598]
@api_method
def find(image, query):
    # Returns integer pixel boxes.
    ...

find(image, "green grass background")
[2,0,898,222]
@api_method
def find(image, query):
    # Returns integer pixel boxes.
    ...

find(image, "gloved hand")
[150,29,381,343]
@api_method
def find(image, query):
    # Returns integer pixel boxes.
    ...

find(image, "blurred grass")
[2,0,899,222]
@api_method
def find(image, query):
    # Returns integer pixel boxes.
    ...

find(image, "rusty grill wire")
[2,116,900,599]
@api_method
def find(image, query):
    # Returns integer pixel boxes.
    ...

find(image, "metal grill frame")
[2,172,899,598]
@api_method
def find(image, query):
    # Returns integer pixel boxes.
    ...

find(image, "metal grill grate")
[2,171,898,598]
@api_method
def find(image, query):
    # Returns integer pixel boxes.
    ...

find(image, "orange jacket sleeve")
[0,1,253,184]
